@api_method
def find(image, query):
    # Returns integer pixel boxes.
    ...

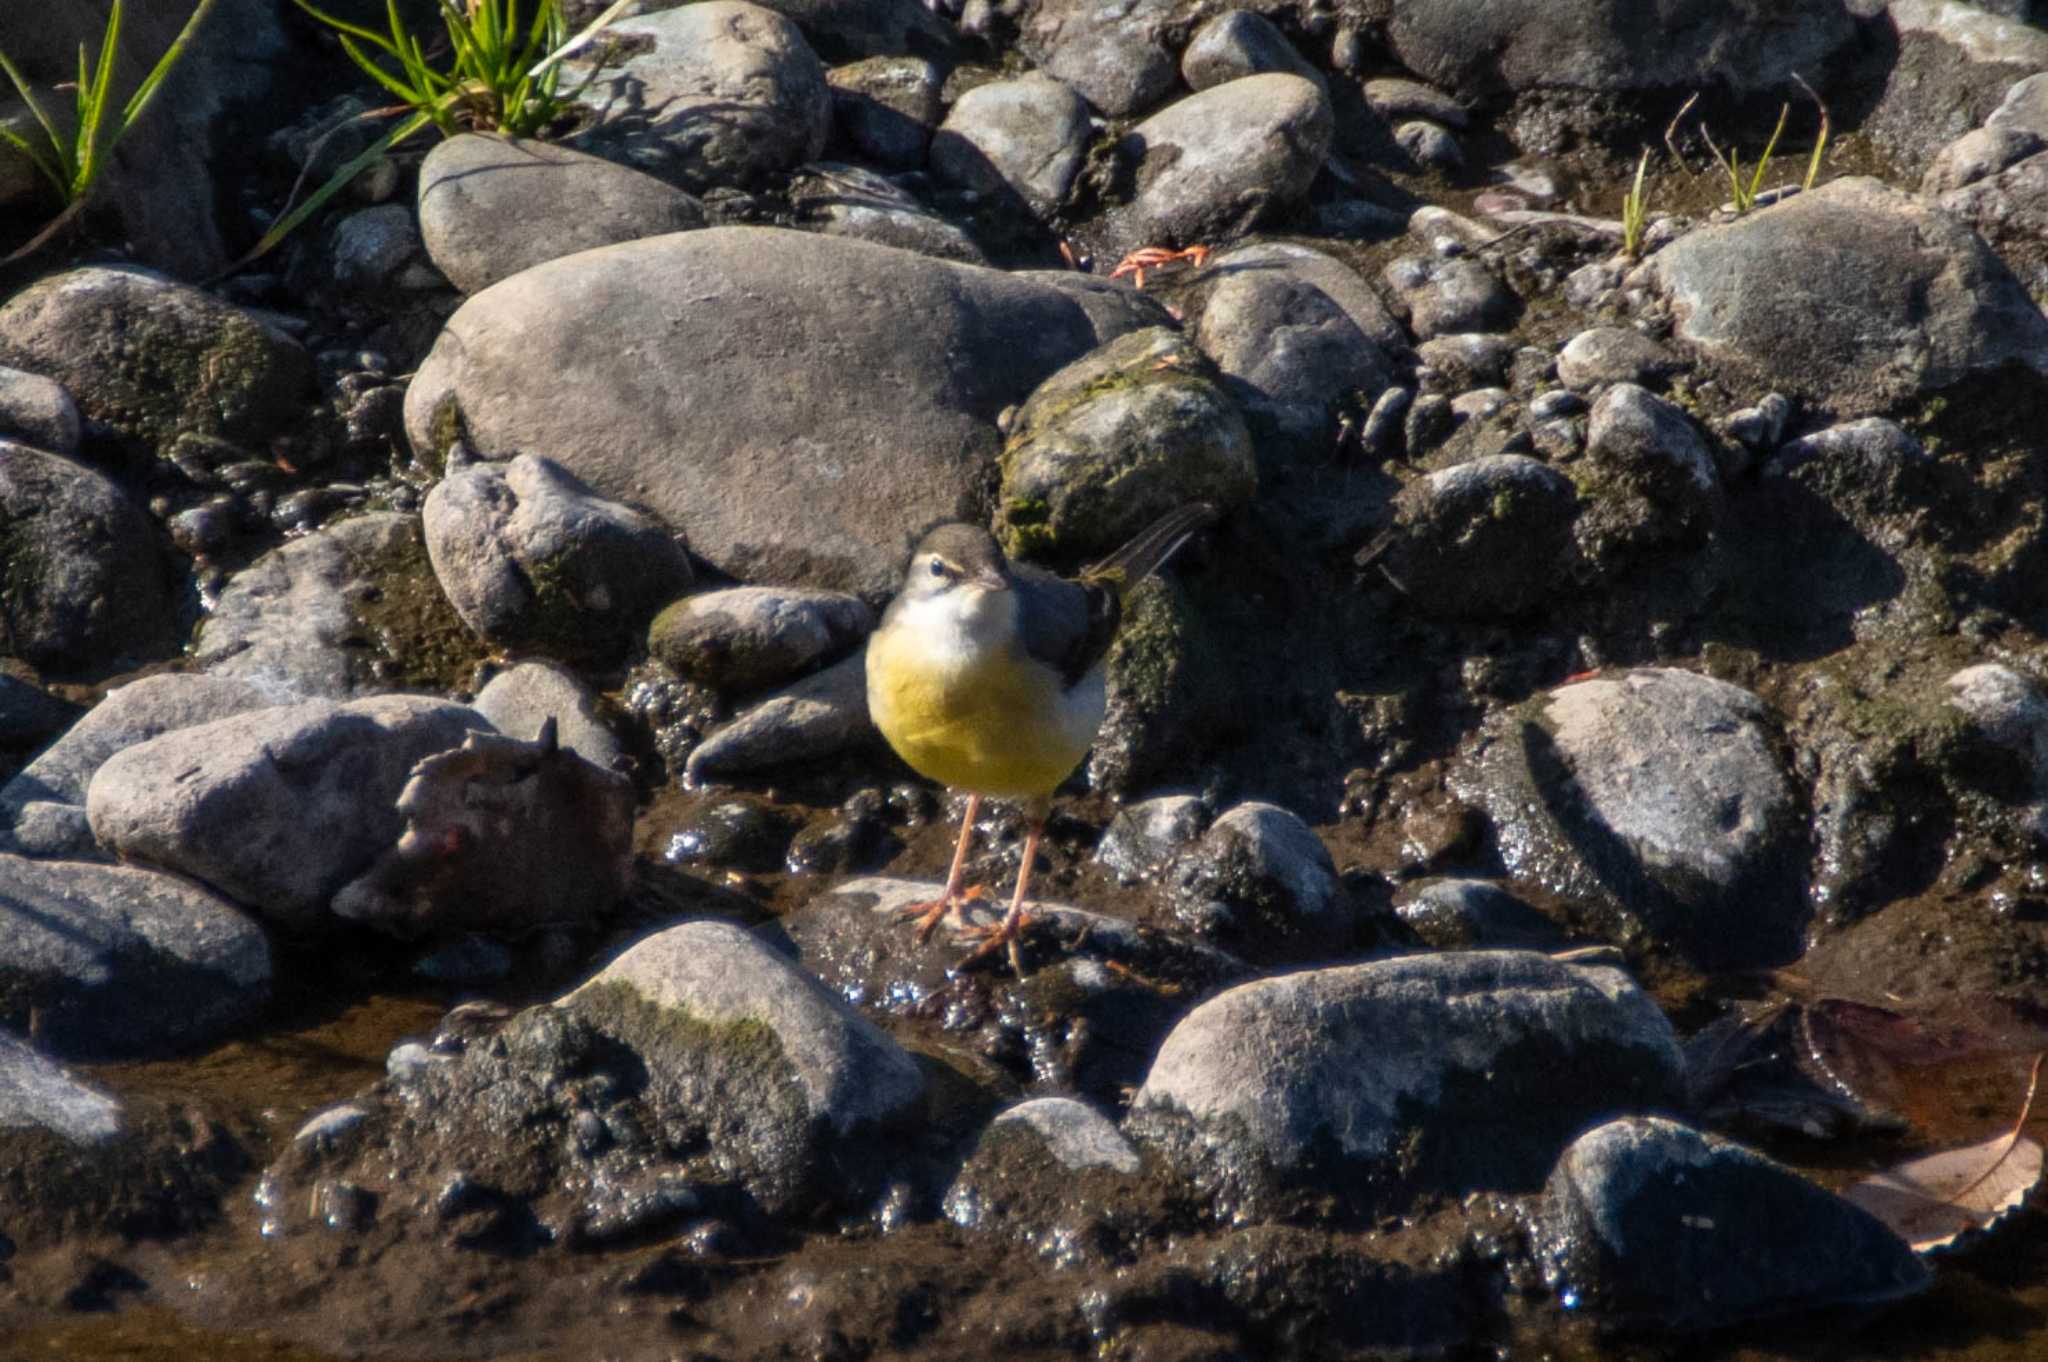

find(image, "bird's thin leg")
[956,817,1042,976]
[896,793,986,941]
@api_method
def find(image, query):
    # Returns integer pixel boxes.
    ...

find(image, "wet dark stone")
[666,797,798,872]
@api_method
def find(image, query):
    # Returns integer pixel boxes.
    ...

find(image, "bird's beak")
[971,568,1010,593]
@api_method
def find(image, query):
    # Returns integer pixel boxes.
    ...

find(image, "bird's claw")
[1107,243,1212,289]
[895,884,989,942]
[951,908,1036,977]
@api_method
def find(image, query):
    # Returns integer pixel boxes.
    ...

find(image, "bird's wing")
[1012,564,1120,690]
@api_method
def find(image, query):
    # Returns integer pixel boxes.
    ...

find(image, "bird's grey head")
[900,523,1011,602]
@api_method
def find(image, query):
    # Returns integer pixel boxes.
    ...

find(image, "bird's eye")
[928,557,947,578]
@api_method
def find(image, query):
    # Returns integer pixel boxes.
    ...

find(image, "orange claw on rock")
[1108,243,1212,289]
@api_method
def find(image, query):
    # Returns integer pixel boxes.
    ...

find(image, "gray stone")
[0,364,80,452]
[1861,2,2048,178]
[1938,148,2048,279]
[649,585,873,695]
[403,228,1165,596]
[1542,1117,1929,1328]
[1126,951,1683,1217]
[1763,418,1932,543]
[1454,669,1807,969]
[1158,800,1345,961]
[329,205,424,292]
[1417,333,1514,391]
[1380,0,1857,101]
[1556,327,1679,390]
[1096,792,1210,882]
[739,0,953,63]
[1396,120,1463,172]
[790,162,987,263]
[1646,176,2048,412]
[562,918,924,1151]
[424,453,693,663]
[986,1096,1141,1173]
[1181,11,1323,94]
[1381,253,1516,339]
[473,662,624,771]
[0,266,313,456]
[86,695,487,931]
[417,133,706,294]
[929,74,1090,221]
[0,855,272,1058]
[1023,0,1177,116]
[1946,663,2048,842]
[1922,124,2044,194]
[0,1031,122,1144]
[1393,878,1565,950]
[1721,392,1794,455]
[194,512,457,699]
[571,0,831,193]
[1109,75,1332,257]
[1575,382,1720,561]
[1989,70,2048,141]
[1194,242,1402,448]
[1,673,275,857]
[826,56,942,169]
[0,444,171,673]
[1378,455,1579,617]
[1362,77,1468,128]
[0,672,78,752]
[994,327,1256,562]
[685,648,871,783]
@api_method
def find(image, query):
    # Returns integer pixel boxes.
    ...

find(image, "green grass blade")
[0,124,67,200]
[0,43,65,175]
[292,0,407,55]
[71,1,123,197]
[120,0,222,131]
[235,108,432,267]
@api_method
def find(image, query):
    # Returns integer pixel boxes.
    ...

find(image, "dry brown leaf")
[1843,1054,2045,1253]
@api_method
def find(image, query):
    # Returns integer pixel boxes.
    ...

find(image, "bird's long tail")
[1084,503,1218,598]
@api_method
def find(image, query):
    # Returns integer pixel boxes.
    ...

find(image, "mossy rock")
[996,326,1255,566]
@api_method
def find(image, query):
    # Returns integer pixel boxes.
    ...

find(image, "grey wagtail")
[866,503,1217,973]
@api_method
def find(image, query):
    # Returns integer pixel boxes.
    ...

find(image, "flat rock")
[1541,1116,1929,1328]
[424,453,693,663]
[1108,75,1332,258]
[685,648,872,782]
[417,133,706,294]
[403,228,1165,595]
[0,1031,123,1144]
[1126,950,1683,1219]
[1454,669,1808,969]
[1,673,275,858]
[0,265,313,455]
[782,875,1247,1101]
[0,443,171,673]
[1556,326,1679,390]
[86,695,487,931]
[1645,176,2048,412]
[571,1,830,194]
[649,585,873,695]
[194,512,474,699]
[0,854,272,1058]
[929,73,1091,222]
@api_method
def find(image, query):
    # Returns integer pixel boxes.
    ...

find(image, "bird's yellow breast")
[867,620,1102,800]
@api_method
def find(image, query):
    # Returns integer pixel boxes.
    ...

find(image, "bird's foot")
[953,908,1037,977]
[894,884,989,943]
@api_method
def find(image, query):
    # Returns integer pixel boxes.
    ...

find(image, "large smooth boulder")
[404,228,1167,594]
[1126,950,1683,1218]
[929,73,1091,222]
[1646,176,2048,412]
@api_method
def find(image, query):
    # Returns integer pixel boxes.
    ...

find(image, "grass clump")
[1665,75,1832,217]
[1620,147,1653,260]
[0,0,222,259]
